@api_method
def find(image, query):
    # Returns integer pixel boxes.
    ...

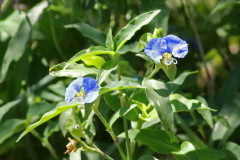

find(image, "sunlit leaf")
[0,99,21,123]
[100,81,145,95]
[143,79,174,135]
[106,28,114,50]
[225,142,240,160]
[70,148,81,160]
[16,101,80,142]
[82,56,105,69]
[173,141,226,160]
[170,94,216,112]
[109,104,138,127]
[49,62,98,78]
[97,60,118,85]
[114,10,161,51]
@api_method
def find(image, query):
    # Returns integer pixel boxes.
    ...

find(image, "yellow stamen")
[163,52,172,59]
[76,91,84,97]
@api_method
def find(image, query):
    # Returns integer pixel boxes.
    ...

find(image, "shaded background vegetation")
[0,0,240,159]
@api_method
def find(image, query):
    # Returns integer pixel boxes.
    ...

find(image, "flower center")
[74,88,85,103]
[162,52,177,65]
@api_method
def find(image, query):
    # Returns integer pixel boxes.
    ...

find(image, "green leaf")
[0,11,25,41]
[212,99,240,144]
[173,141,226,160]
[152,28,163,38]
[70,148,81,160]
[0,119,26,144]
[0,1,47,83]
[103,93,121,112]
[43,120,60,139]
[59,108,83,138]
[225,142,240,160]
[196,96,213,128]
[135,128,179,154]
[16,101,80,142]
[49,62,98,78]
[138,33,153,52]
[0,99,21,122]
[118,129,140,140]
[172,141,196,160]
[27,101,56,123]
[210,0,240,15]
[97,60,118,85]
[100,81,145,95]
[167,71,197,93]
[109,104,138,127]
[143,79,174,135]
[65,23,106,45]
[114,9,161,51]
[159,62,177,81]
[82,56,105,69]
[68,46,114,64]
[138,155,159,160]
[170,94,216,112]
[106,28,114,50]
[194,149,226,160]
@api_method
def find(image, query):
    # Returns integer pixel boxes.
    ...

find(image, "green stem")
[174,114,206,148]
[31,130,58,160]
[147,64,161,79]
[94,110,127,160]
[82,131,114,160]
[116,52,131,160]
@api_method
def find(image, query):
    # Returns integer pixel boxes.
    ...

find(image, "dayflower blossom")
[144,34,188,65]
[65,77,99,104]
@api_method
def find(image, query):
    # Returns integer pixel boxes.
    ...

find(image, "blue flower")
[144,34,188,65]
[65,77,99,104]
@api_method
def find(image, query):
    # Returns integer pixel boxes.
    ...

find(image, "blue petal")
[83,77,99,103]
[144,38,167,61]
[164,35,188,58]
[65,77,83,102]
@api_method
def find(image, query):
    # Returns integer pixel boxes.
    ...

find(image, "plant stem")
[116,52,131,160]
[31,130,58,160]
[77,138,114,160]
[174,114,206,148]
[94,111,127,160]
[147,64,161,79]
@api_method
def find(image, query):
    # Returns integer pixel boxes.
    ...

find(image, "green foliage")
[1,0,240,160]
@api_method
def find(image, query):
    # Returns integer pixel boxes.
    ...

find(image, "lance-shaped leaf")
[65,23,106,46]
[166,71,197,93]
[0,99,21,122]
[100,81,145,95]
[114,9,161,51]
[0,1,47,83]
[16,101,80,142]
[170,94,216,112]
[135,128,179,154]
[109,104,139,127]
[82,56,105,69]
[49,62,98,78]
[97,60,118,85]
[66,46,115,66]
[143,79,174,136]
[106,28,114,50]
